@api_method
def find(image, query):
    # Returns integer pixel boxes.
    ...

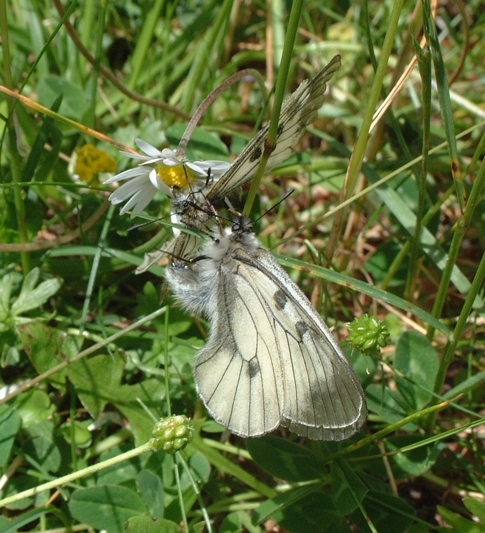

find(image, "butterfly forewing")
[207,55,342,201]
[237,246,366,439]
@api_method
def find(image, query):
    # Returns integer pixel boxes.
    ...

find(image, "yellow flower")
[75,144,117,184]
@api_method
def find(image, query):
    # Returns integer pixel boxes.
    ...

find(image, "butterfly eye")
[232,216,252,233]
[180,199,190,211]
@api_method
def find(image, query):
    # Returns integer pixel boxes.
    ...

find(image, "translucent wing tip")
[282,405,367,441]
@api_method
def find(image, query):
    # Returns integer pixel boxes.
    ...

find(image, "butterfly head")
[231,216,253,235]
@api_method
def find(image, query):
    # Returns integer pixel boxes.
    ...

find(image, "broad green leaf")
[0,506,54,533]
[385,436,440,478]
[394,331,439,410]
[164,453,211,522]
[0,405,21,467]
[15,389,56,428]
[332,459,368,515]
[59,419,92,448]
[18,268,40,294]
[125,515,180,533]
[220,511,253,533]
[352,491,415,533]
[69,485,147,533]
[463,497,485,524]
[437,505,483,533]
[114,379,166,445]
[96,445,143,487]
[67,353,125,417]
[247,435,326,482]
[2,474,44,511]
[37,75,89,120]
[12,276,62,316]
[191,435,276,498]
[178,452,211,491]
[22,420,61,473]
[137,470,164,519]
[0,274,14,319]
[17,322,79,390]
[364,384,412,427]
[144,450,175,490]
[191,522,207,533]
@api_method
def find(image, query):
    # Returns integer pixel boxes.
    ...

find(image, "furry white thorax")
[165,218,259,318]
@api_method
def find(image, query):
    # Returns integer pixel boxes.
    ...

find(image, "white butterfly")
[136,55,342,272]
[166,216,367,440]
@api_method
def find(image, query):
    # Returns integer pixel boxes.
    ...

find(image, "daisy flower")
[104,139,231,215]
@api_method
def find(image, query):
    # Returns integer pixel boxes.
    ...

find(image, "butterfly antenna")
[254,188,295,224]
[128,217,166,232]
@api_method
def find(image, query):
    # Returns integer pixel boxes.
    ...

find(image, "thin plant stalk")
[244,0,304,216]
[427,151,485,341]
[325,0,405,261]
[405,45,432,301]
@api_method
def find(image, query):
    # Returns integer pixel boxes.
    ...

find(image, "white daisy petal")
[149,169,173,195]
[108,174,155,204]
[184,162,209,178]
[121,188,155,215]
[162,158,180,167]
[135,138,164,158]
[119,150,153,161]
[104,166,151,184]
[160,148,178,159]
[119,185,157,215]
[139,158,164,167]
[192,160,231,176]
[121,192,145,215]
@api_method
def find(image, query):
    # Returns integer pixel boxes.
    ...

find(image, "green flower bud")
[150,415,194,453]
[347,314,389,357]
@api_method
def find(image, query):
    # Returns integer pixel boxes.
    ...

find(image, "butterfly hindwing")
[193,248,286,437]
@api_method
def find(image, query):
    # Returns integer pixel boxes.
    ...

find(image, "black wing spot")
[249,146,262,162]
[295,321,309,340]
[273,289,287,310]
[248,357,261,379]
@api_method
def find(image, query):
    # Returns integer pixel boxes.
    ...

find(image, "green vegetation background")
[1,1,484,532]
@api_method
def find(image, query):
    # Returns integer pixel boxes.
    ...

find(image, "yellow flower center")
[75,144,117,184]
[156,163,195,189]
